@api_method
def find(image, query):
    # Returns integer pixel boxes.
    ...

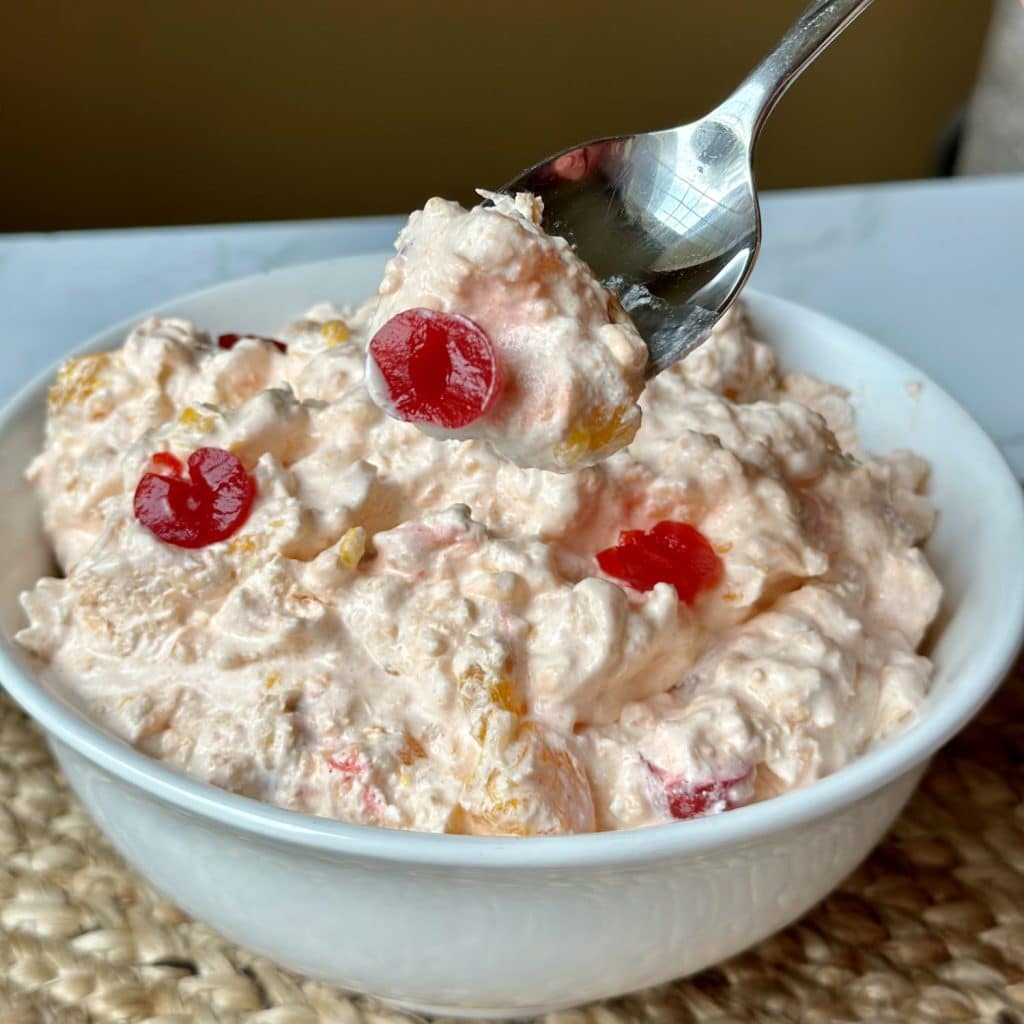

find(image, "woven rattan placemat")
[2,658,1022,1024]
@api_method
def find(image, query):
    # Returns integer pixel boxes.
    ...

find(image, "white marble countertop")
[2,175,1021,475]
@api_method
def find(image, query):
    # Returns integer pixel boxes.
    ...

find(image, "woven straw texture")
[1,659,1023,1024]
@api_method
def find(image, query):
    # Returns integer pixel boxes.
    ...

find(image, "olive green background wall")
[1,1,993,232]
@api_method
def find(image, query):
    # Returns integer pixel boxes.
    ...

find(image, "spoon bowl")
[501,0,875,376]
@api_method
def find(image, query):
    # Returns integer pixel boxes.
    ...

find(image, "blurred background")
[0,0,1004,232]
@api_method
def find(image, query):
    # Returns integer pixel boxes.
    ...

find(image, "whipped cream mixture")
[17,194,942,835]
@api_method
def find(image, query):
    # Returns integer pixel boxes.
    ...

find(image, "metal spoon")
[499,0,875,377]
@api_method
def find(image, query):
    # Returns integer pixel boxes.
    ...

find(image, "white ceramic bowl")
[1,255,1022,1018]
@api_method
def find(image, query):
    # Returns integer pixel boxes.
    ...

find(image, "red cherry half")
[645,761,753,820]
[368,308,503,429]
[663,771,752,820]
[218,332,287,354]
[596,520,722,604]
[133,447,256,548]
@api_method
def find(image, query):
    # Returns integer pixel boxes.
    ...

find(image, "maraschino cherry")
[661,772,751,819]
[134,447,256,548]
[368,308,503,429]
[596,520,722,604]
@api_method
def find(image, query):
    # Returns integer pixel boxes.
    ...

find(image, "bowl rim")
[1,255,1022,870]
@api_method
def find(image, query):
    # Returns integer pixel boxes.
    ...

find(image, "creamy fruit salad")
[16,193,942,835]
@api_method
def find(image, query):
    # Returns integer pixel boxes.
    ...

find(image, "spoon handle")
[716,0,875,142]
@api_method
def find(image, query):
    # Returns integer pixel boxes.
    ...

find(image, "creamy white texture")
[365,193,647,471]
[18,211,941,836]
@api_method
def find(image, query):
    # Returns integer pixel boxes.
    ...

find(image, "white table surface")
[2,175,1021,476]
